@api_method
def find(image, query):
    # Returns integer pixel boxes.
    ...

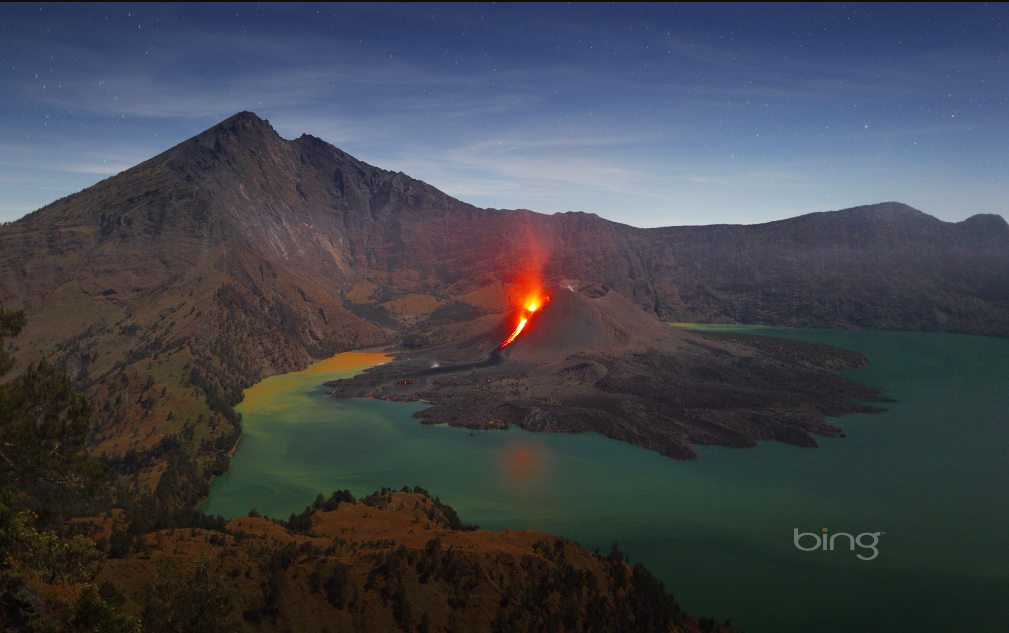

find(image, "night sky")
[1,3,1006,226]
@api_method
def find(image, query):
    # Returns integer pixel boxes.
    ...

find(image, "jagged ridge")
[0,110,1005,486]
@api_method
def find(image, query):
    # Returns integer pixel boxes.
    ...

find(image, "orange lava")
[498,294,548,350]
[498,318,528,349]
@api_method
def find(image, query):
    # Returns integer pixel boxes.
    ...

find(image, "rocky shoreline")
[326,284,890,460]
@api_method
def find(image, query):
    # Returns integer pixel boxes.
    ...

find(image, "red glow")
[498,293,549,350]
[498,318,528,349]
[504,442,544,482]
[496,247,551,350]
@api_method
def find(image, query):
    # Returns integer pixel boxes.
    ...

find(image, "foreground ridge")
[93,488,737,633]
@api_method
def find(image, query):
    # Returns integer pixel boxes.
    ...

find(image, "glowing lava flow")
[498,319,528,349]
[498,299,544,350]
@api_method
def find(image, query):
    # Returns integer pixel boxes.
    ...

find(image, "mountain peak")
[835,201,927,218]
[185,110,279,152]
[959,213,1009,237]
[218,110,272,129]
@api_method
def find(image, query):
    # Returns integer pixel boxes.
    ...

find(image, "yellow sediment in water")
[241,353,391,408]
[208,330,1009,633]
[298,352,392,375]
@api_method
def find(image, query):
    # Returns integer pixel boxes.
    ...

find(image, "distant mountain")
[637,203,1009,334]
[1,111,1006,489]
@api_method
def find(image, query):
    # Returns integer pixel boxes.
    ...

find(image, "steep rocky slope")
[0,110,1005,493]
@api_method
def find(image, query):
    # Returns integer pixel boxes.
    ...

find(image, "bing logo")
[794,528,882,560]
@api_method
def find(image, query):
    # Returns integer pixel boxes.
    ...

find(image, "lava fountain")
[498,295,548,350]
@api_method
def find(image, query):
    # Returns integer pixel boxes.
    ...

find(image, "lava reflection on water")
[504,442,546,483]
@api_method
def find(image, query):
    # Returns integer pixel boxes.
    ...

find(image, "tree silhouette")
[0,308,102,490]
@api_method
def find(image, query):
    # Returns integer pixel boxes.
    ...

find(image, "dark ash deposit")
[326,282,889,459]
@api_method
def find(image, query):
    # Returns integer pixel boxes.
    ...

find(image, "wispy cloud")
[1,3,1005,224]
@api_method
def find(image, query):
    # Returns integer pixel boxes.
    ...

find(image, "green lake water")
[202,328,1009,632]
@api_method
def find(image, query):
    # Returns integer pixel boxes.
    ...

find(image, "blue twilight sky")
[1,3,1006,227]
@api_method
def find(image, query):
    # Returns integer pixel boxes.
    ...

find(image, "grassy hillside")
[93,489,736,633]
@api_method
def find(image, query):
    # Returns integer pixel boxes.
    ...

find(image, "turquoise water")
[203,328,1009,632]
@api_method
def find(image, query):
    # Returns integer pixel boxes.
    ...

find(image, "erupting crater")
[498,295,547,350]
[326,281,889,460]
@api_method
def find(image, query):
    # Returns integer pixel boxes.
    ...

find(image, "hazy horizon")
[2,3,1006,226]
[5,108,989,232]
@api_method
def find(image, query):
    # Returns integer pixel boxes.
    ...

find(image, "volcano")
[502,282,690,362]
[326,282,888,459]
[2,110,995,476]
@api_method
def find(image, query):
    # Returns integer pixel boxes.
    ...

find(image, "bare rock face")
[326,283,888,460]
[503,283,687,363]
[0,110,1002,482]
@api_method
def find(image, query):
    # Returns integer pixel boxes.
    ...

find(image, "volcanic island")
[326,281,888,459]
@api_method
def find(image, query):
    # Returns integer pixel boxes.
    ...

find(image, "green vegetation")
[361,486,480,531]
[271,489,356,532]
[0,308,139,632]
[493,537,689,633]
[369,285,407,305]
[0,309,102,491]
[425,301,483,324]
[344,293,484,346]
[142,557,243,633]
[0,308,239,631]
[401,301,484,349]
[1,306,724,632]
[269,485,480,535]
[342,299,400,328]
